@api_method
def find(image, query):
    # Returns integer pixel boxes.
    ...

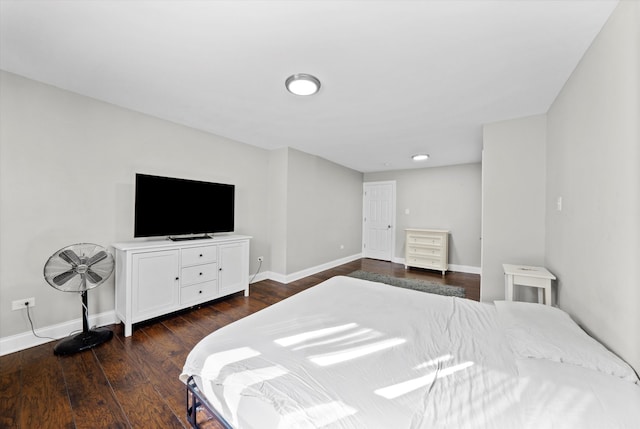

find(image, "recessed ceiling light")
[285,73,321,96]
[412,154,430,161]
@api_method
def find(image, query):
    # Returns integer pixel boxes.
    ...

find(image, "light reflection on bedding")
[201,346,261,380]
[375,360,474,400]
[276,320,407,367]
[309,337,406,367]
[291,327,376,352]
[275,323,358,347]
[414,354,453,369]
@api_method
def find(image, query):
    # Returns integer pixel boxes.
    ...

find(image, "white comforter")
[181,276,640,429]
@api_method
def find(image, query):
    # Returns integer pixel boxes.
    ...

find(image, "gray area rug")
[347,270,465,298]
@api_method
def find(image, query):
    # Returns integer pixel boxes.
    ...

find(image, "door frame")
[362,180,397,261]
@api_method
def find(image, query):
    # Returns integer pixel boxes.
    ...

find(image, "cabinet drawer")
[407,256,443,269]
[407,246,441,257]
[407,235,443,246]
[180,281,217,305]
[182,246,217,266]
[181,263,217,286]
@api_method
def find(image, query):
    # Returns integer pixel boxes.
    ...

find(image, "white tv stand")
[112,234,251,337]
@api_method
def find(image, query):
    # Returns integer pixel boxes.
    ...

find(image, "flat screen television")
[134,173,234,239]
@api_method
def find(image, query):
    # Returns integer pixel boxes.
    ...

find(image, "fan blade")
[53,269,78,286]
[86,250,108,267]
[85,269,103,284]
[59,249,81,266]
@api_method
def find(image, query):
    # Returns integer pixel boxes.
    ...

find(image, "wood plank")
[182,305,240,339]
[113,382,183,429]
[139,322,192,368]
[123,326,189,401]
[161,315,212,350]
[93,328,147,391]
[59,346,129,428]
[0,351,22,428]
[19,343,75,429]
[96,328,185,427]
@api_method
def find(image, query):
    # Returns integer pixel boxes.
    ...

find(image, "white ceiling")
[0,1,617,172]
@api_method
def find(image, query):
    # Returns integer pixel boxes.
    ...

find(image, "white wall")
[286,148,363,274]
[267,148,288,275]
[481,115,547,303]
[545,1,640,372]
[364,163,482,269]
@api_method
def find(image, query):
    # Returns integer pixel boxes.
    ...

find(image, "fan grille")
[44,243,114,292]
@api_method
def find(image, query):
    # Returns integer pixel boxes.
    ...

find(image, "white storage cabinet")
[404,229,449,275]
[113,235,251,336]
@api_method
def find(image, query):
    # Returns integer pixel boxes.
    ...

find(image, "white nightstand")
[503,264,556,306]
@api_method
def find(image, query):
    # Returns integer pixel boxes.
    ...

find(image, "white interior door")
[362,181,396,261]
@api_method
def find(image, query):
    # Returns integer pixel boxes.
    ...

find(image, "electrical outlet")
[257,256,264,262]
[12,297,35,311]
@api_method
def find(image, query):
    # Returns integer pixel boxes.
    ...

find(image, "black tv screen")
[134,174,235,238]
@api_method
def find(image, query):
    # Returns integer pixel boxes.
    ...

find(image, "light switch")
[556,197,562,211]
[404,208,410,215]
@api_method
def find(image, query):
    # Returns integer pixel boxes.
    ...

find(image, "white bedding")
[181,276,640,429]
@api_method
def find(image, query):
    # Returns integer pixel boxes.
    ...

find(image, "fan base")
[53,328,114,356]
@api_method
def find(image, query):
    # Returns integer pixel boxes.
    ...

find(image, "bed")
[180,276,640,428]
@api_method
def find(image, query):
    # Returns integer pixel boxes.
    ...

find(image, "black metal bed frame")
[186,376,234,429]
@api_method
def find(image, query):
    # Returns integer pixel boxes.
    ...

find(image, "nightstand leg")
[537,288,544,304]
[505,274,514,301]
[545,283,552,306]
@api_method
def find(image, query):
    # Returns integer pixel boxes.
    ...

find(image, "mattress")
[181,275,640,429]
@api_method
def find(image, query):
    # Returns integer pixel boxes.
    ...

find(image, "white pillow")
[494,300,639,384]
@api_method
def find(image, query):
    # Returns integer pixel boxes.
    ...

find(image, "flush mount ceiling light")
[285,73,321,96]
[412,154,430,161]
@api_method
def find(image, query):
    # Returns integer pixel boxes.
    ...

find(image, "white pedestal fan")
[43,243,115,356]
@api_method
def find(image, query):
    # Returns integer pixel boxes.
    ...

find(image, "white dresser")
[404,229,449,275]
[112,235,250,336]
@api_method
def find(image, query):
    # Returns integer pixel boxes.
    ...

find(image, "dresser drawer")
[407,256,443,269]
[181,263,217,286]
[180,281,217,305]
[407,246,441,257]
[407,234,443,246]
[182,245,217,266]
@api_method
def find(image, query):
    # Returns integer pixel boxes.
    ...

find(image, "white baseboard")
[393,257,481,275]
[449,264,482,275]
[0,310,118,357]
[269,253,363,284]
[249,271,271,284]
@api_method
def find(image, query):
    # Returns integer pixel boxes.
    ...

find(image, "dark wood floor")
[0,259,479,428]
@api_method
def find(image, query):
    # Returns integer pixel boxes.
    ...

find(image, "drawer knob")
[175,277,179,281]
[199,254,203,257]
[219,267,222,271]
[199,272,203,276]
[199,290,202,294]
